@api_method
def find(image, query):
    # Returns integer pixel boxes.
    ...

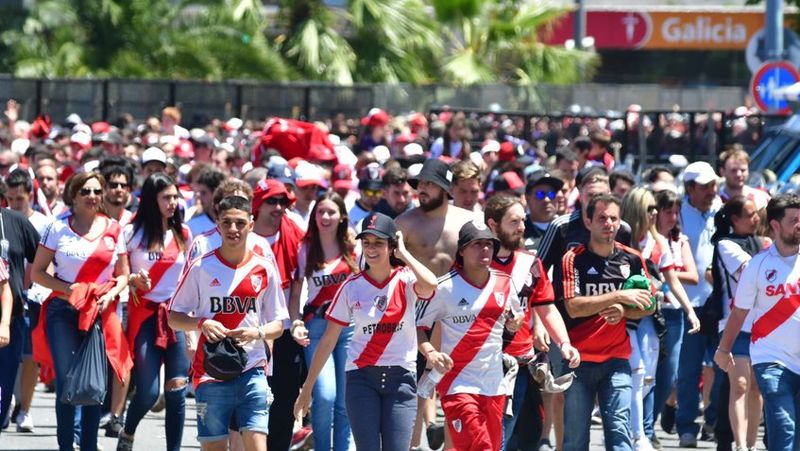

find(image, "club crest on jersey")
[250,275,263,292]
[620,264,631,279]
[104,236,116,251]
[374,295,388,312]
[766,269,778,282]
[452,419,462,433]
[494,291,505,306]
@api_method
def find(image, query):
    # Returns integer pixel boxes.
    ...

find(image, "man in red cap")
[251,178,307,451]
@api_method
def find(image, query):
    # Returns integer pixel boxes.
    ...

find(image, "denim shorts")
[731,332,752,358]
[195,367,271,442]
[20,300,40,357]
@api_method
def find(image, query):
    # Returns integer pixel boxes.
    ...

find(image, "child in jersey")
[416,220,524,451]
[294,212,438,451]
[168,196,288,451]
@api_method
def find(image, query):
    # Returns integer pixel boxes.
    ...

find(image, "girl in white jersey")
[294,212,437,451]
[289,192,358,451]
[118,174,192,451]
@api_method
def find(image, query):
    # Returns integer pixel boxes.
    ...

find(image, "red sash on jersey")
[750,294,800,343]
[438,273,509,396]
[353,270,407,369]
[269,216,304,290]
[33,220,133,382]
[192,255,268,388]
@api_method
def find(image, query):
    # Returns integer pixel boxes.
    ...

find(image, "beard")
[781,229,800,246]
[497,228,523,251]
[419,190,447,212]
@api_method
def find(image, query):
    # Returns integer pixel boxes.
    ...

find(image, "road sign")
[751,60,800,114]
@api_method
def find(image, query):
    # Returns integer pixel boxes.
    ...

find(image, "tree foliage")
[0,0,597,85]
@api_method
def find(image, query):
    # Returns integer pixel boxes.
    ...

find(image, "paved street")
[2,388,727,450]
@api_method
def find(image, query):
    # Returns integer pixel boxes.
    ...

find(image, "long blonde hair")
[620,187,657,251]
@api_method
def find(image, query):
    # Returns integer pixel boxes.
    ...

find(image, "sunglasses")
[363,189,382,197]
[265,197,291,207]
[108,182,129,189]
[79,188,103,197]
[534,190,558,201]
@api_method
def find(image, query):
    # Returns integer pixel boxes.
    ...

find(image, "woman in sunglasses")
[117,173,191,451]
[31,172,132,451]
[620,187,698,451]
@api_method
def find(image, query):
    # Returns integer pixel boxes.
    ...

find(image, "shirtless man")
[395,158,476,449]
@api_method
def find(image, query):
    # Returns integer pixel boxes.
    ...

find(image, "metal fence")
[0,76,752,125]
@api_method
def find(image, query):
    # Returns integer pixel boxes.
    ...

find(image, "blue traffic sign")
[751,61,800,114]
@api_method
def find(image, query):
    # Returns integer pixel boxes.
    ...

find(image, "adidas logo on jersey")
[587,267,599,275]
[458,298,469,307]
[210,278,221,287]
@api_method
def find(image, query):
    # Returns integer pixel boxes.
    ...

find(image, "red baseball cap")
[252,179,295,219]
[498,142,518,162]
[332,164,354,191]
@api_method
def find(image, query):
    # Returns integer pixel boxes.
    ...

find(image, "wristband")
[716,347,731,354]
[198,318,208,330]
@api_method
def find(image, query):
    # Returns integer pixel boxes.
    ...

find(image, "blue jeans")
[753,363,800,451]
[195,367,271,442]
[345,366,417,451]
[304,316,352,451]
[564,358,633,451]
[46,299,102,451]
[676,307,718,436]
[0,314,24,434]
[650,308,684,438]
[124,314,190,451]
[501,366,529,450]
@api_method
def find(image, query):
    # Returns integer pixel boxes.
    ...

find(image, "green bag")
[622,275,656,310]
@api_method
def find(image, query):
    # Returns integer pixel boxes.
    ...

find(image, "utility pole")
[766,0,784,61]
[574,0,586,50]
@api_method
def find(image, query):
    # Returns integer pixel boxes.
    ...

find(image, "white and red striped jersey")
[187,227,277,268]
[416,268,522,397]
[125,224,192,303]
[326,267,425,372]
[112,209,135,228]
[640,233,675,272]
[490,251,555,358]
[169,249,289,388]
[40,215,126,284]
[296,243,354,312]
[734,244,800,375]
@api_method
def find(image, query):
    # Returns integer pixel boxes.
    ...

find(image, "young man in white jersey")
[169,196,288,451]
[416,220,524,451]
[715,194,800,451]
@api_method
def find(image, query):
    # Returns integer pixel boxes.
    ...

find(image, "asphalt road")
[1,388,727,451]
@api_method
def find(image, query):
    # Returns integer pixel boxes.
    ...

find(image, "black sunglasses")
[108,182,130,189]
[79,188,103,196]
[534,190,557,201]
[265,197,291,207]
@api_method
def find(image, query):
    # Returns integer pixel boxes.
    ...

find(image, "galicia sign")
[541,8,793,51]
[750,61,800,114]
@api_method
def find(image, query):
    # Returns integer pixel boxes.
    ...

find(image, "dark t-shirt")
[0,208,41,317]
[523,215,548,254]
[553,242,649,363]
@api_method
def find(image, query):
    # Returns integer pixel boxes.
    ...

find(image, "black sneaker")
[660,405,676,435]
[105,415,124,438]
[426,423,445,450]
[116,435,133,451]
[10,403,20,423]
[650,434,663,450]
[700,423,716,442]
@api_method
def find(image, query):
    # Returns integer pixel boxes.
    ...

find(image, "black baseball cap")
[576,165,608,188]
[457,220,500,255]
[356,212,397,240]
[526,170,565,193]
[203,337,248,381]
[409,158,452,192]
[358,163,383,191]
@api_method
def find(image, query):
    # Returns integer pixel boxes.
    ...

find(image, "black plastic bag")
[60,320,108,406]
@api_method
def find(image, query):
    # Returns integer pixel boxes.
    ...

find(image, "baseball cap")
[203,337,248,381]
[526,170,565,193]
[252,178,296,218]
[357,163,383,191]
[575,165,608,188]
[498,142,518,162]
[332,164,354,191]
[141,147,167,166]
[294,162,324,189]
[361,108,391,128]
[267,158,296,187]
[356,212,397,240]
[490,171,525,195]
[409,159,452,192]
[457,220,500,254]
[481,140,501,155]
[684,161,718,185]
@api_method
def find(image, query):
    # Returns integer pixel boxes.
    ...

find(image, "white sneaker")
[16,410,34,433]
[634,437,656,451]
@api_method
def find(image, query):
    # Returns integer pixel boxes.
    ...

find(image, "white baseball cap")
[142,147,167,165]
[684,161,717,185]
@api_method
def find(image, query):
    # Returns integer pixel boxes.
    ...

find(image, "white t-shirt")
[326,267,423,372]
[40,215,126,284]
[125,224,192,303]
[663,234,689,309]
[416,268,522,396]
[169,249,289,388]
[28,210,52,236]
[717,239,755,332]
[734,244,800,375]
